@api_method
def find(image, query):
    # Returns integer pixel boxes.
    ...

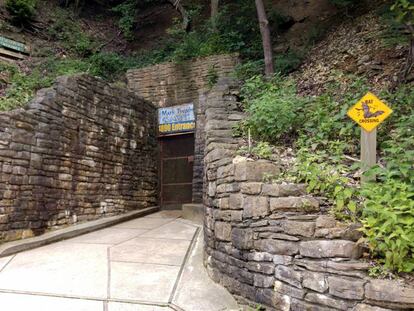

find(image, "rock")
[291,298,332,311]
[246,251,274,262]
[305,292,353,310]
[258,232,300,241]
[273,255,293,265]
[214,222,232,241]
[316,215,337,228]
[353,304,393,311]
[255,289,291,311]
[242,196,269,219]
[299,240,362,259]
[231,228,253,250]
[365,279,414,307]
[228,193,243,210]
[254,239,299,255]
[274,280,305,299]
[328,276,365,300]
[234,160,280,182]
[302,271,328,293]
[270,196,320,212]
[240,182,262,195]
[262,183,307,197]
[246,262,275,275]
[275,265,303,288]
[281,220,315,237]
[217,164,234,179]
[254,274,275,288]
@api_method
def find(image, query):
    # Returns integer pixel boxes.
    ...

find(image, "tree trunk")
[211,0,219,18]
[255,0,274,77]
[166,0,190,31]
[211,0,219,31]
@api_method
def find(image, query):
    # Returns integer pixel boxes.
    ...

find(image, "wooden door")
[159,133,194,209]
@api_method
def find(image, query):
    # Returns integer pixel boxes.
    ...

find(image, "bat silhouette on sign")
[358,102,385,118]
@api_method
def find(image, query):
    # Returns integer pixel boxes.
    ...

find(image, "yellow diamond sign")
[347,92,392,132]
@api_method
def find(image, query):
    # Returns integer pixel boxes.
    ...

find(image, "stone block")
[234,160,280,182]
[273,255,293,265]
[299,240,362,259]
[228,193,242,210]
[305,292,353,310]
[302,271,328,293]
[274,280,305,299]
[328,276,365,300]
[246,262,275,275]
[281,220,315,237]
[275,265,302,288]
[316,215,337,228]
[353,304,393,311]
[270,196,320,212]
[255,289,291,311]
[214,222,232,241]
[365,279,414,307]
[246,252,274,262]
[254,239,299,255]
[242,196,269,219]
[254,274,274,288]
[240,182,262,195]
[231,228,254,250]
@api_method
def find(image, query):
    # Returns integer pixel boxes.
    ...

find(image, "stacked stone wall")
[0,74,158,242]
[203,78,414,311]
[127,54,239,203]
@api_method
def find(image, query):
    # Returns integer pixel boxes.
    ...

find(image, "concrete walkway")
[0,211,238,311]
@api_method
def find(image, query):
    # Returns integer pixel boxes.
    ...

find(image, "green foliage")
[239,69,414,273]
[238,141,273,160]
[361,178,414,272]
[206,65,219,88]
[5,0,37,25]
[274,51,303,75]
[379,3,412,47]
[88,52,127,79]
[0,63,51,110]
[0,58,92,110]
[241,75,306,143]
[48,8,98,57]
[391,0,414,27]
[112,0,137,40]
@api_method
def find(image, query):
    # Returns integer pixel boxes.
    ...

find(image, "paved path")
[0,211,238,311]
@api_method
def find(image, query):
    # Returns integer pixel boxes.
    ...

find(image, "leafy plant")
[238,141,273,160]
[6,0,37,25]
[361,178,414,272]
[48,8,98,57]
[241,75,306,143]
[206,65,219,88]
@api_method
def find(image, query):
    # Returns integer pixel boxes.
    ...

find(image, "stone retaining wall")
[0,74,158,242]
[203,78,414,311]
[127,54,240,203]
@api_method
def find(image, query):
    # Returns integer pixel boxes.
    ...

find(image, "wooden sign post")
[347,92,392,184]
[360,128,377,183]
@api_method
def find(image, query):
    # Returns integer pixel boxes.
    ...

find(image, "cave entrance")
[159,133,195,209]
[158,104,195,210]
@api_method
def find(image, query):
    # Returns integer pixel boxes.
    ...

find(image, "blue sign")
[158,103,195,134]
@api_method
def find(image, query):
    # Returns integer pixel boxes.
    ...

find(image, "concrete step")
[182,204,204,225]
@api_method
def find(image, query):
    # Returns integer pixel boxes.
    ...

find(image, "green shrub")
[89,52,126,80]
[6,0,37,24]
[241,75,306,143]
[48,8,97,57]
[361,178,414,273]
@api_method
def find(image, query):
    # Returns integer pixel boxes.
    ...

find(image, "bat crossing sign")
[347,92,393,132]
